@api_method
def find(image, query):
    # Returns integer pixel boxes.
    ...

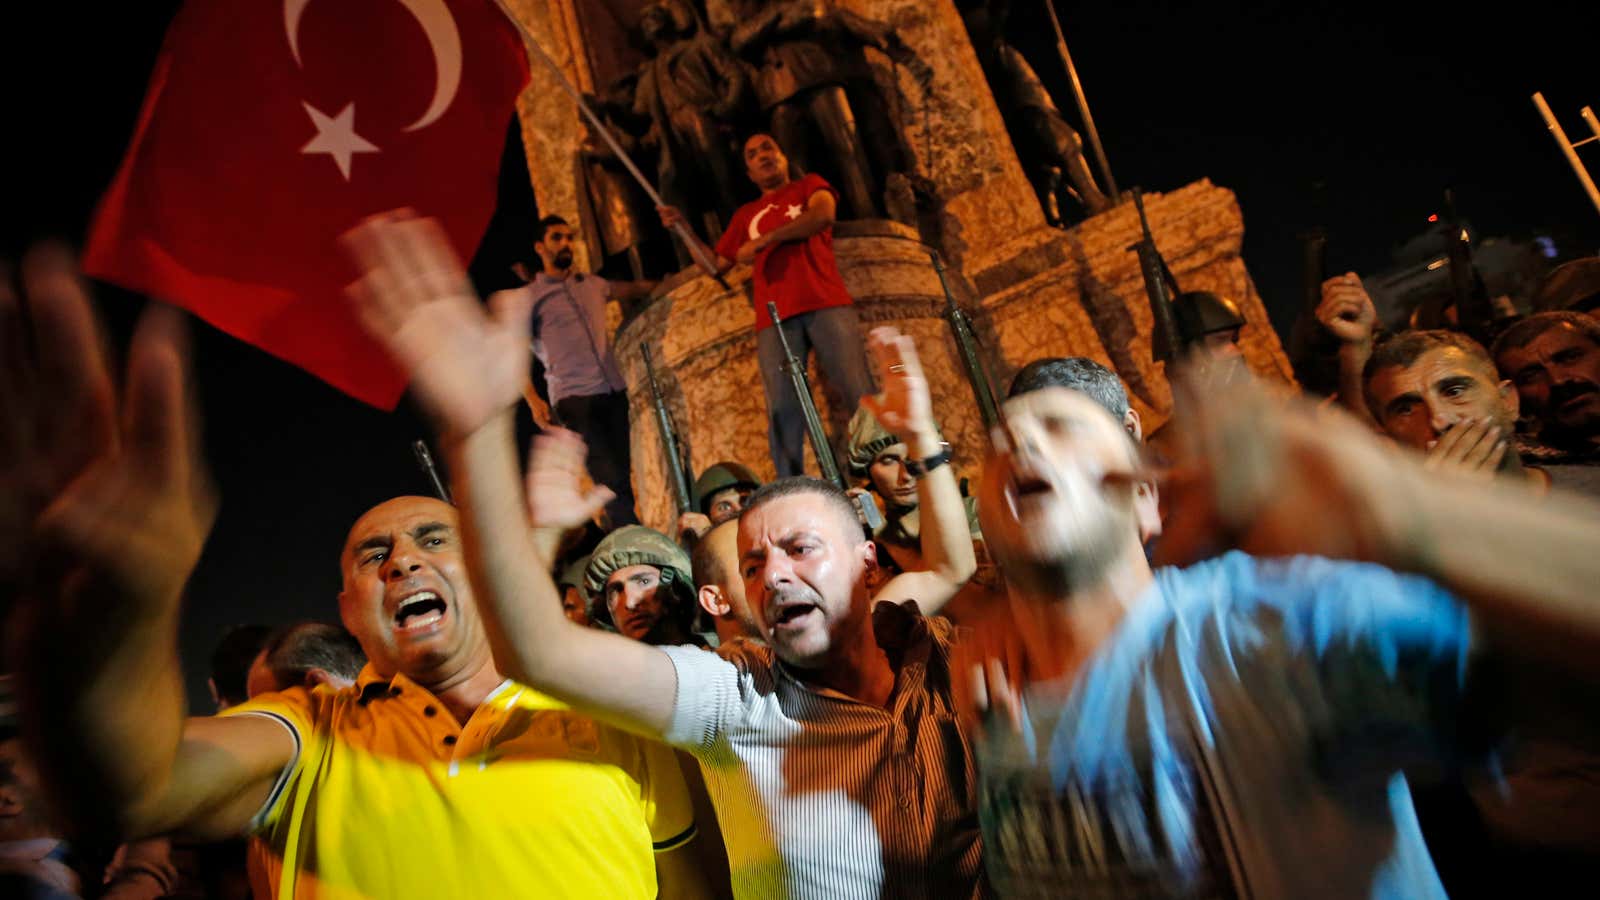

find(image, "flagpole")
[1532,92,1600,219]
[490,0,732,289]
[1042,0,1118,204]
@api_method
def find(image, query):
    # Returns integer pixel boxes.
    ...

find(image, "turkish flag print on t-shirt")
[716,173,855,331]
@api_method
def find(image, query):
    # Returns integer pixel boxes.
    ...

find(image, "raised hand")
[2,243,215,609]
[860,326,937,451]
[1316,272,1378,346]
[524,428,614,535]
[342,211,531,441]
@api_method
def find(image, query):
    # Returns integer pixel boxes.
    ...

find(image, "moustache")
[1549,380,1598,410]
[554,249,574,267]
[768,583,823,609]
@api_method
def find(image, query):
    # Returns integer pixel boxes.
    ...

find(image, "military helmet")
[1171,291,1246,344]
[846,406,945,479]
[583,525,697,628]
[557,554,590,593]
[846,406,899,479]
[692,462,761,516]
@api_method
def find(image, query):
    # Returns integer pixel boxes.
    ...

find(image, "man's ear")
[1134,479,1162,543]
[1498,379,1520,420]
[302,668,338,691]
[698,584,730,619]
[860,539,878,572]
[1124,408,1144,443]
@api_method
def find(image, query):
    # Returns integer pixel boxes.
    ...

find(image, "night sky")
[5,1,1595,709]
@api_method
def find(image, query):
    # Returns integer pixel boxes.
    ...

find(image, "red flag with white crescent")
[84,0,529,408]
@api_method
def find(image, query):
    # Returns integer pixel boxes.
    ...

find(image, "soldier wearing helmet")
[677,461,763,544]
[845,405,982,578]
[585,526,705,646]
[1171,290,1247,379]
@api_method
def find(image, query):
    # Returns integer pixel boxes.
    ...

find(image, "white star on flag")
[785,203,803,220]
[300,101,379,181]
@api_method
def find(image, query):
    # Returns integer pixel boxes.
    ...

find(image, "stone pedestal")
[615,182,1294,536]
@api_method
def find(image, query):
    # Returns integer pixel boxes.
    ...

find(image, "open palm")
[343,212,531,440]
[861,326,934,441]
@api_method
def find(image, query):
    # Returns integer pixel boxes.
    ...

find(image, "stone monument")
[501,0,1295,535]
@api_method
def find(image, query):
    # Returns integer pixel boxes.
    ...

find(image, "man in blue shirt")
[498,215,655,528]
[966,362,1600,898]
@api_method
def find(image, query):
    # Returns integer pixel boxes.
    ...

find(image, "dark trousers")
[555,389,639,528]
[755,305,875,478]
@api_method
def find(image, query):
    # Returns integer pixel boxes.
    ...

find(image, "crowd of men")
[4,130,1600,900]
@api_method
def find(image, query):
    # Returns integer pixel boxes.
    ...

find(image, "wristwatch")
[904,442,953,477]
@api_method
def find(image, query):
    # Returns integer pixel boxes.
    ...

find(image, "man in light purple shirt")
[497,215,655,528]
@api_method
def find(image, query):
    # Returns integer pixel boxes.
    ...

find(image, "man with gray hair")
[1007,356,1142,441]
[244,623,366,698]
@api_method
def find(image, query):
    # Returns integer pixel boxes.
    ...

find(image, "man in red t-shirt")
[661,133,874,476]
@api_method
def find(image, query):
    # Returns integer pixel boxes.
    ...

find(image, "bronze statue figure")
[727,0,915,220]
[576,72,669,281]
[632,0,750,240]
[960,0,1109,226]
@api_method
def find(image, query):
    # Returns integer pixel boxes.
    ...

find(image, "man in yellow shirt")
[219,496,703,898]
[8,257,712,900]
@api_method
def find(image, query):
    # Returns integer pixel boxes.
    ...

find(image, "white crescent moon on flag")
[748,204,775,240]
[284,0,462,133]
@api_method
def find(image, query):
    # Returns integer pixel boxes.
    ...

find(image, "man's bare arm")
[1162,374,1600,674]
[656,206,734,273]
[342,212,680,739]
[449,418,681,736]
[858,328,978,614]
[1316,273,1379,425]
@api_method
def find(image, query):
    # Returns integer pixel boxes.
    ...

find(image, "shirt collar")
[533,271,578,287]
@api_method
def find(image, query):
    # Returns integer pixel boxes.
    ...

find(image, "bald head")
[342,496,458,571]
[337,495,484,684]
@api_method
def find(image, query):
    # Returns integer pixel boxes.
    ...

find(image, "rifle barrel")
[412,440,452,503]
[930,251,1001,434]
[642,344,693,515]
[1132,189,1183,364]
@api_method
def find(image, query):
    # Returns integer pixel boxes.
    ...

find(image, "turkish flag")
[83,0,529,408]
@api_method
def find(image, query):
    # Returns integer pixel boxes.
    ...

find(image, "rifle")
[641,344,694,517]
[1130,188,1184,364]
[1300,229,1328,317]
[1442,190,1495,343]
[412,440,452,503]
[766,302,884,533]
[929,251,1001,434]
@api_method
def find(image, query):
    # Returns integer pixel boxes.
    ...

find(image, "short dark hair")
[1362,329,1497,418]
[260,622,367,691]
[739,477,861,539]
[740,131,779,152]
[533,215,569,244]
[209,624,271,707]
[1008,357,1130,420]
[690,520,736,590]
[1490,311,1600,361]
